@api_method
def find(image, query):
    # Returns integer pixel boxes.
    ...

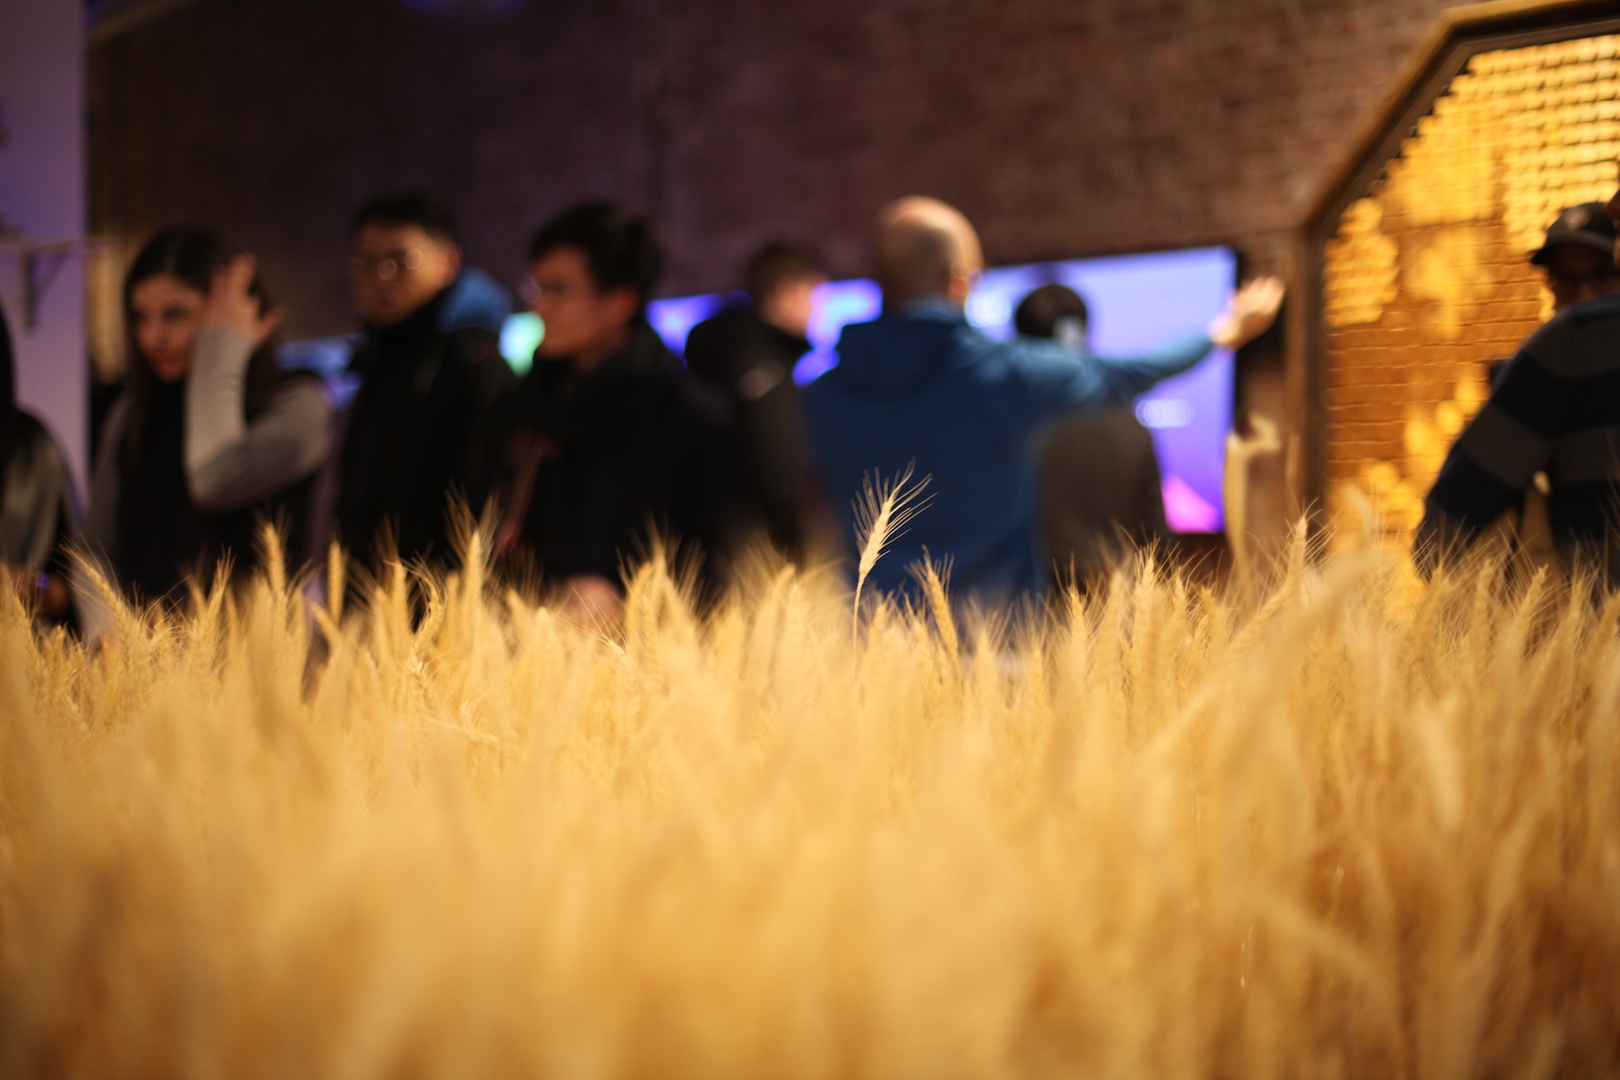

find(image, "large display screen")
[622,245,1236,533]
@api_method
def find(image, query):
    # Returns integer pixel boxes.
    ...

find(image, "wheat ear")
[909,551,959,659]
[851,463,932,639]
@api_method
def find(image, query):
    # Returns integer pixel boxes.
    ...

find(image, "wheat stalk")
[4,529,1619,1077]
[850,462,932,639]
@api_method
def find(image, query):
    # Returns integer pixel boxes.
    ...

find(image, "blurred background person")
[484,203,759,628]
[1014,283,1170,592]
[803,196,1283,604]
[684,241,838,563]
[1418,192,1620,583]
[83,226,330,619]
[0,300,77,624]
[1510,201,1619,570]
[332,193,514,572]
[1533,201,1620,313]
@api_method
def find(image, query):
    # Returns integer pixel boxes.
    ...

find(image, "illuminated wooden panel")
[1322,34,1620,540]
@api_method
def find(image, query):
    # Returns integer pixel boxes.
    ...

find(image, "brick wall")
[89,0,1465,340]
[87,0,1495,562]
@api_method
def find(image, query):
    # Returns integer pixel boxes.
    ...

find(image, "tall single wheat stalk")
[849,463,931,639]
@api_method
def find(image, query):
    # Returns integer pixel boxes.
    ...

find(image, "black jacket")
[1040,405,1168,589]
[485,322,761,595]
[105,374,322,607]
[684,305,823,558]
[336,287,514,567]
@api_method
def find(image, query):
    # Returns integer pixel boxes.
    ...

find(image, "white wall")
[0,0,88,498]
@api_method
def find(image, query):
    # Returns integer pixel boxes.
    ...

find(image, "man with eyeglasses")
[333,192,515,571]
[482,202,760,629]
[1417,185,1620,584]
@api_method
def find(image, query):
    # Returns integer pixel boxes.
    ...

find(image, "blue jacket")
[802,303,1213,601]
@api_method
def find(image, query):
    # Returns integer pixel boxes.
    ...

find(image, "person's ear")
[443,243,463,280]
[945,265,976,307]
[606,287,640,327]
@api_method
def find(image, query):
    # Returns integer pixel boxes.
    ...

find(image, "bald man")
[802,197,1283,602]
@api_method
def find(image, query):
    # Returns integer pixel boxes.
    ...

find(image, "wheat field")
[2,524,1619,1079]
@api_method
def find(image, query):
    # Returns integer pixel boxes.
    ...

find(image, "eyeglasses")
[520,276,589,306]
[349,249,425,281]
[1546,268,1619,289]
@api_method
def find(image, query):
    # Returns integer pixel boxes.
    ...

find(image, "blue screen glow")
[499,312,544,376]
[960,247,1237,532]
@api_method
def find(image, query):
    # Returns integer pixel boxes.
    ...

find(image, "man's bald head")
[875,197,984,308]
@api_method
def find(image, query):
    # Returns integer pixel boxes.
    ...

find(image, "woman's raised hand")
[201,254,285,347]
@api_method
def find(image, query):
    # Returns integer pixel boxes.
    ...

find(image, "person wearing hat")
[1417,188,1620,584]
[1532,201,1620,312]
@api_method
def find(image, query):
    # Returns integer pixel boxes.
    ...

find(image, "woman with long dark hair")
[0,300,76,622]
[83,226,331,618]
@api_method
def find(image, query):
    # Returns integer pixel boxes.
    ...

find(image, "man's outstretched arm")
[1025,277,1285,411]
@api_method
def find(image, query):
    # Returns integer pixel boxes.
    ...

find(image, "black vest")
[115,378,315,606]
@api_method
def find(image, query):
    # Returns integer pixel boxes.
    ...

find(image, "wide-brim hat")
[1530,202,1618,266]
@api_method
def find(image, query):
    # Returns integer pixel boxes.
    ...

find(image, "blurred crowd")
[0,192,1290,634]
[97,178,1620,632]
